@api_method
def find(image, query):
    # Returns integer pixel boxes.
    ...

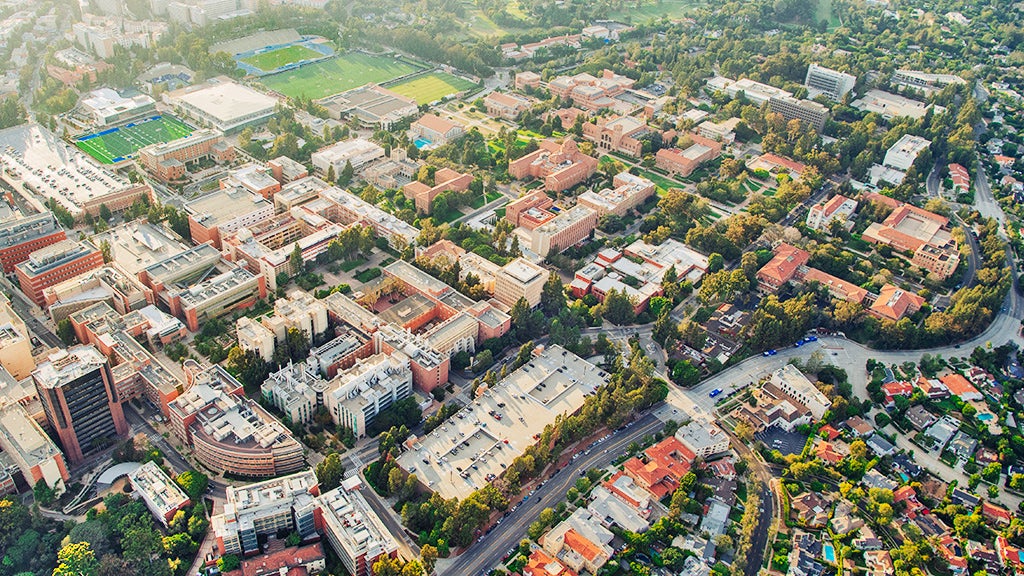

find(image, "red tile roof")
[939,374,979,398]
[524,549,577,576]
[870,284,925,321]
[756,243,810,290]
[563,529,603,562]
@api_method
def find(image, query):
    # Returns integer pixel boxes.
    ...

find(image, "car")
[709,388,722,398]
[794,341,803,347]
[768,349,777,356]
[762,350,772,357]
[805,335,817,342]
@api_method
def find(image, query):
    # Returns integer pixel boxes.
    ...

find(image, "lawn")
[387,72,478,105]
[241,44,323,72]
[610,0,703,22]
[261,52,426,99]
[75,115,192,164]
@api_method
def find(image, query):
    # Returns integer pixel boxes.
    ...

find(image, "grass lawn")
[387,72,478,104]
[469,190,503,209]
[339,260,363,272]
[241,44,323,72]
[261,52,425,99]
[76,116,192,164]
[816,0,841,30]
[637,169,685,192]
[610,0,704,22]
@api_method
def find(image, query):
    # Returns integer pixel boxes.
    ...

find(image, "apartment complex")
[0,212,67,274]
[508,138,598,192]
[16,240,104,306]
[138,128,235,182]
[32,345,128,464]
[169,363,304,477]
[127,460,191,526]
[804,63,856,101]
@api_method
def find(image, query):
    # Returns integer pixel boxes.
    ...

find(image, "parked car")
[709,388,722,398]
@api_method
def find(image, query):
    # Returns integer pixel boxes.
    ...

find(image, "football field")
[76,116,193,164]
[261,52,426,99]
[240,44,323,72]
[387,72,478,104]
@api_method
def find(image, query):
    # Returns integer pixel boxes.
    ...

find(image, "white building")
[325,352,413,437]
[262,291,330,343]
[494,257,549,308]
[806,194,858,231]
[674,418,730,458]
[211,470,319,556]
[317,477,399,576]
[236,316,275,362]
[262,362,328,425]
[311,138,386,177]
[165,77,278,133]
[883,134,931,171]
[588,485,649,533]
[80,88,157,126]
[804,63,856,101]
[769,364,832,420]
[127,460,191,526]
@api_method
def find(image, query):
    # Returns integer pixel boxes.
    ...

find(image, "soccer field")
[261,52,426,99]
[76,116,193,164]
[387,72,478,104]
[241,44,323,72]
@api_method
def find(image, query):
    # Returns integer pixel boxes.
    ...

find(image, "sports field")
[76,116,193,164]
[387,72,477,104]
[261,52,426,99]
[241,44,324,72]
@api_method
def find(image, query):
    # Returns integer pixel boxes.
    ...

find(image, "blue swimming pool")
[823,543,836,563]
[414,138,432,149]
[978,413,995,422]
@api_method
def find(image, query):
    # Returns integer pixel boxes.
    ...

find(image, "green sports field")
[261,52,426,99]
[387,72,478,104]
[75,116,193,164]
[241,44,323,72]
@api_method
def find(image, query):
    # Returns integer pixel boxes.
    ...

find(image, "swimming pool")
[414,138,432,149]
[823,543,836,563]
[978,413,995,422]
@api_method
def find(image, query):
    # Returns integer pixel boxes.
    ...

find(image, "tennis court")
[241,44,324,72]
[76,116,193,164]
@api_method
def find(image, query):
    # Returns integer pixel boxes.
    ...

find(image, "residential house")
[939,373,982,401]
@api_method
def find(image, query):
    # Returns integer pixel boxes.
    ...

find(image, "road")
[0,275,62,348]
[439,413,665,576]
[359,483,421,560]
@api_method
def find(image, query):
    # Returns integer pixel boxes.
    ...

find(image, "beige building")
[494,258,549,308]
[236,316,275,362]
[0,293,34,379]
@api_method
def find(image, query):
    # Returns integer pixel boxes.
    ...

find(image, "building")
[402,167,473,215]
[582,115,648,157]
[576,172,656,217]
[47,48,111,87]
[508,138,598,192]
[0,212,67,274]
[494,258,548,308]
[324,352,413,437]
[409,114,463,146]
[804,64,856,101]
[547,70,635,110]
[697,117,742,144]
[43,265,153,323]
[756,243,810,292]
[79,88,156,126]
[869,283,926,322]
[623,435,696,498]
[800,267,868,304]
[90,221,191,277]
[396,346,607,499]
[237,317,276,362]
[0,293,33,380]
[221,163,281,200]
[767,96,829,132]
[164,77,278,133]
[318,85,418,130]
[229,543,326,576]
[312,186,420,250]
[541,508,615,575]
[705,76,792,106]
[531,205,599,257]
[273,176,330,213]
[524,549,577,576]
[311,138,385,177]
[746,153,806,179]
[32,345,128,464]
[588,485,649,533]
[261,362,326,426]
[770,364,831,420]
[224,212,344,290]
[892,70,966,96]
[71,16,166,59]
[317,477,399,576]
[138,128,235,182]
[212,470,320,556]
[515,71,542,90]
[268,156,309,184]
[948,163,970,193]
[0,123,153,218]
[938,373,982,401]
[861,193,959,279]
[883,134,931,171]
[0,401,69,496]
[127,460,191,526]
[484,91,531,119]
[675,417,730,458]
[806,194,858,231]
[655,134,723,177]
[852,89,932,120]
[185,187,274,249]
[16,240,104,306]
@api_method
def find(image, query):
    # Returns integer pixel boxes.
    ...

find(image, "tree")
[290,243,304,275]
[326,164,336,183]
[339,160,354,186]
[708,252,724,272]
[174,470,208,501]
[162,533,195,557]
[34,479,55,506]
[316,452,345,492]
[99,240,112,263]
[421,543,438,574]
[53,541,99,576]
[217,555,240,572]
[57,319,77,346]
[602,289,636,325]
[540,273,565,317]
[98,204,112,223]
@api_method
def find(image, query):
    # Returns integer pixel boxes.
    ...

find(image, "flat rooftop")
[31,344,107,390]
[171,79,278,125]
[144,242,221,286]
[397,345,606,499]
[502,258,545,285]
[91,222,189,276]
[0,402,62,468]
[128,460,189,516]
[0,123,137,215]
[185,186,272,227]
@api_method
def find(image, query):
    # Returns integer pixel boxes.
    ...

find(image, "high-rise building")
[767,96,829,132]
[804,63,856,101]
[32,345,128,464]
